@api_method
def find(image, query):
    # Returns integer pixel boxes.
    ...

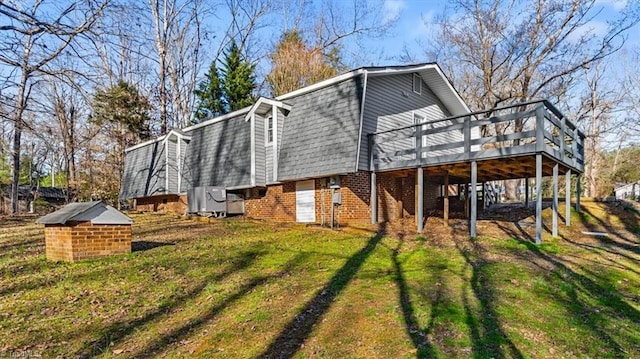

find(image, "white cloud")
[383,0,406,24]
[595,0,628,11]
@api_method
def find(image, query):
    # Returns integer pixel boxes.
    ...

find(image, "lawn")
[0,201,639,358]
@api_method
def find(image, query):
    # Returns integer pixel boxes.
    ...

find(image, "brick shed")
[36,201,133,262]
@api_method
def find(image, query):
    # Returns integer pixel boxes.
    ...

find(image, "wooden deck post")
[552,163,559,238]
[397,178,403,219]
[524,178,529,207]
[369,134,377,225]
[444,170,449,226]
[370,171,377,224]
[576,174,581,212]
[417,167,424,233]
[535,154,543,244]
[566,169,571,227]
[470,161,477,238]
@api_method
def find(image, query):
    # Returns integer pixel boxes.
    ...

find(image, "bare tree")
[0,0,108,214]
[569,63,624,197]
[427,0,639,200]
[146,0,209,132]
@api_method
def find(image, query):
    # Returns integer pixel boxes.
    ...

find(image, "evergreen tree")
[194,62,226,121]
[91,81,152,203]
[220,41,256,111]
[92,81,152,144]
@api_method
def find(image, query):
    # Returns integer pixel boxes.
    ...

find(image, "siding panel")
[120,140,166,199]
[182,114,251,189]
[255,115,266,186]
[167,140,178,192]
[359,74,458,170]
[179,138,189,193]
[278,77,363,181]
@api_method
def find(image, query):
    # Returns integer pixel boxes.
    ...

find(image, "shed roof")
[36,201,133,225]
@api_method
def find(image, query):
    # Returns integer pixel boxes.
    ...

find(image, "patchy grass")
[0,202,639,358]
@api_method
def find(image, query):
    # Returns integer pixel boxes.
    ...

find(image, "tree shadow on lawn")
[131,240,174,252]
[258,226,386,359]
[0,241,175,297]
[578,206,640,254]
[453,227,524,359]
[131,252,310,358]
[495,221,640,356]
[77,249,266,357]
[390,231,440,358]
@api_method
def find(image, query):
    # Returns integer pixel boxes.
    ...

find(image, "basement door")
[296,180,316,223]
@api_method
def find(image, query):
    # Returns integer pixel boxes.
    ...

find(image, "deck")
[368,100,584,180]
[367,100,586,243]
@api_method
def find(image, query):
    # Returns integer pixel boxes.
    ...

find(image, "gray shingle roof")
[36,201,133,225]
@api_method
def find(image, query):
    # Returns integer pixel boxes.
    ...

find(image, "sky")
[359,0,638,67]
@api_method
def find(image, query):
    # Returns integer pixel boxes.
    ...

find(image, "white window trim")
[265,115,273,146]
[413,73,422,95]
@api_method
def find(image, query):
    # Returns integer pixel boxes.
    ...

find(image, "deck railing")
[368,100,585,173]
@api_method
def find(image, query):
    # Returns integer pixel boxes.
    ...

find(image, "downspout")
[272,105,278,182]
[250,113,256,187]
[164,138,169,194]
[355,70,369,171]
[177,138,181,193]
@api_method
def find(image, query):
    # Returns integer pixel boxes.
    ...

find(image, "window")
[412,73,422,95]
[265,115,273,145]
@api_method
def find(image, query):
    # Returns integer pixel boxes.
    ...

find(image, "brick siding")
[245,172,373,225]
[130,170,443,226]
[245,182,297,222]
[134,194,187,213]
[44,221,131,262]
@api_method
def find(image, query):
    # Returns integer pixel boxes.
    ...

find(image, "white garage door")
[296,180,316,223]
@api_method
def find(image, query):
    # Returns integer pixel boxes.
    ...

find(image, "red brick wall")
[244,182,297,222]
[129,171,441,226]
[135,194,187,213]
[44,222,131,262]
[245,172,374,225]
[45,226,73,262]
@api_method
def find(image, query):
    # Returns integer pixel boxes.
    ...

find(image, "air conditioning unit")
[187,186,245,217]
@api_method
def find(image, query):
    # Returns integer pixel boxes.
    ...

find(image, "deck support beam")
[524,178,529,207]
[552,163,559,238]
[397,178,403,219]
[470,161,477,238]
[370,171,377,224]
[535,154,543,244]
[576,174,581,212]
[444,170,449,226]
[566,169,571,227]
[417,167,424,233]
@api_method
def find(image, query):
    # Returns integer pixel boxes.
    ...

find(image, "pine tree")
[220,41,256,111]
[194,62,226,121]
[91,81,152,202]
[92,81,152,144]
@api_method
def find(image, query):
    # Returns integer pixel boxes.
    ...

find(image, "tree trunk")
[11,121,22,215]
[11,69,28,215]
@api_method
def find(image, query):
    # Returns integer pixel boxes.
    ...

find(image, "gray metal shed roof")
[36,201,133,225]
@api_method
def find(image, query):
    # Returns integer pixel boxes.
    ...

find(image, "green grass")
[0,202,639,358]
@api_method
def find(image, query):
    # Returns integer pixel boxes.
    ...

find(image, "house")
[614,182,640,200]
[120,63,585,243]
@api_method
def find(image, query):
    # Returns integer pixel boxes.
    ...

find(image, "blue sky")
[358,0,638,66]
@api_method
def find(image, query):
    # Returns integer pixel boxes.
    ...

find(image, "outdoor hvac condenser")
[186,186,245,217]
